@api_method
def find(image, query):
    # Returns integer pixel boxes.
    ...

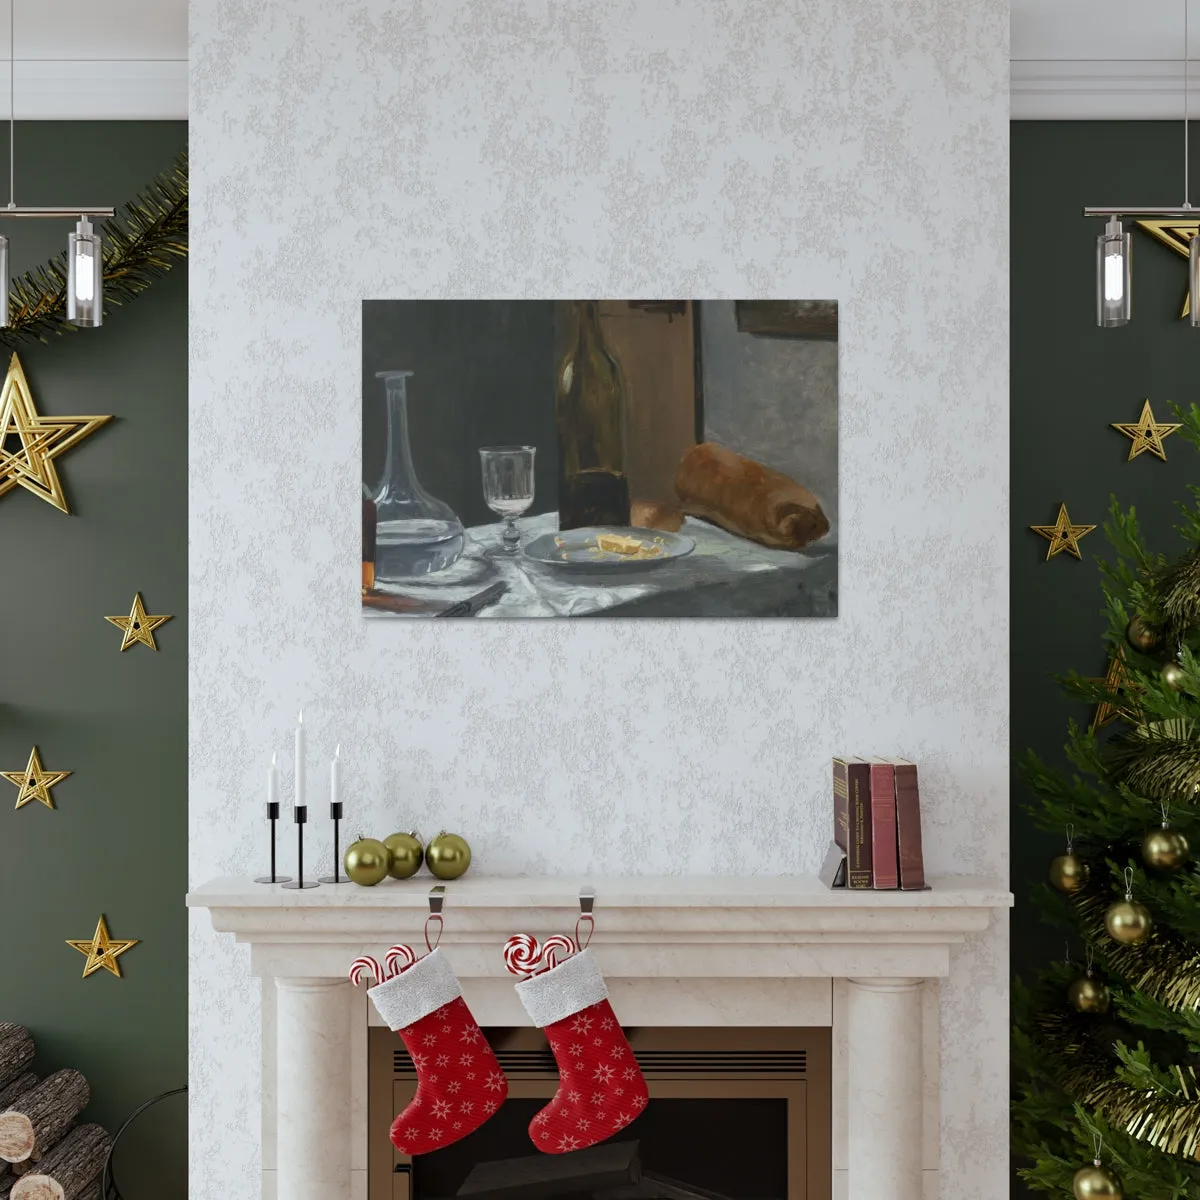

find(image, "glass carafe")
[371,370,465,580]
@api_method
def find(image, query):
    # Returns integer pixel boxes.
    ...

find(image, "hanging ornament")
[1050,825,1089,893]
[1104,868,1153,945]
[1141,800,1190,871]
[1067,946,1111,1013]
[1072,1134,1123,1199]
[1125,615,1161,653]
[1162,660,1188,692]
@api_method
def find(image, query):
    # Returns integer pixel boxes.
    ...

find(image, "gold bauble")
[425,831,472,880]
[1162,661,1188,692]
[383,831,424,880]
[1073,1163,1123,1199]
[1141,827,1190,871]
[1049,853,1089,893]
[1125,616,1160,654]
[1067,975,1111,1013]
[1104,898,1152,944]
[343,837,391,886]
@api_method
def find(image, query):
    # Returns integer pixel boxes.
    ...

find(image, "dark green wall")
[0,123,186,1198]
[1012,121,1200,1191]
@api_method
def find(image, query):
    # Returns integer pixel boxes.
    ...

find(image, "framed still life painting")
[361,300,837,618]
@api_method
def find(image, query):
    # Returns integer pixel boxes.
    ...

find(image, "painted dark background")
[0,122,187,1198]
[1012,121,1200,1194]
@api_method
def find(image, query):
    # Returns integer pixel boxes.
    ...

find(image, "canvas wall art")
[361,300,838,618]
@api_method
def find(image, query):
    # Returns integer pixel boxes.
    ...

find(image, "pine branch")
[0,151,188,345]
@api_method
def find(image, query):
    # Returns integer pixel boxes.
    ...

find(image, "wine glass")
[479,446,536,555]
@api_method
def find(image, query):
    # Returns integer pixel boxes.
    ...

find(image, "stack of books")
[819,758,926,890]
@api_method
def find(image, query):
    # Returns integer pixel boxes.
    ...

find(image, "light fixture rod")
[1083,206,1200,217]
[0,206,114,218]
[8,0,13,208]
[1187,0,1192,206]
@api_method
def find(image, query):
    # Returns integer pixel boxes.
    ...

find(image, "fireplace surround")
[187,874,1009,1200]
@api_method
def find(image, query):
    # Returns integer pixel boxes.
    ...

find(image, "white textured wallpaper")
[188,2,1010,1197]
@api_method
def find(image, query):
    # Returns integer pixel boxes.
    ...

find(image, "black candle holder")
[254,802,293,884]
[319,802,351,883]
[281,806,320,890]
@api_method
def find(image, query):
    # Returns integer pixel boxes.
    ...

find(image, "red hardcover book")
[868,760,899,890]
[892,758,926,890]
[832,757,872,888]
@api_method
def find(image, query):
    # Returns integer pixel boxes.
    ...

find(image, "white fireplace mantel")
[188,874,1010,1200]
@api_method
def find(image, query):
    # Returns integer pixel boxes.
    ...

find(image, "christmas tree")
[1014,405,1200,1197]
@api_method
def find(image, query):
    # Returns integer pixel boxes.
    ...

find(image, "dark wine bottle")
[555,301,631,529]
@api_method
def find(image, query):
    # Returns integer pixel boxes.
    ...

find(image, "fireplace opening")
[368,1026,830,1199]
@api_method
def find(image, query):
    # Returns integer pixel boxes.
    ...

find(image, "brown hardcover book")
[892,758,926,891]
[868,759,899,889]
[832,757,872,888]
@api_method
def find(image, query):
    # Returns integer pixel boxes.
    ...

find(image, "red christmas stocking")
[515,948,649,1154]
[365,949,508,1155]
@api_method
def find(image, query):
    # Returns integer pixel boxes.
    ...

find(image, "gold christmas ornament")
[1068,973,1111,1013]
[1030,503,1096,561]
[1111,399,1180,462]
[0,353,112,513]
[1,746,71,810]
[1090,647,1141,731]
[1161,660,1188,692]
[1125,615,1161,653]
[1105,869,1152,944]
[425,831,472,880]
[343,837,391,886]
[104,592,172,652]
[1142,826,1190,871]
[1072,1163,1123,1199]
[66,915,139,979]
[1050,853,1089,893]
[383,831,424,879]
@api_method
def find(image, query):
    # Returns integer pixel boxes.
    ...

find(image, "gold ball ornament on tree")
[343,836,391,886]
[1141,826,1190,872]
[425,831,471,880]
[1104,869,1152,945]
[1125,615,1161,654]
[1073,1164,1123,1199]
[1050,825,1088,893]
[383,831,424,880]
[1161,660,1188,692]
[1068,973,1111,1014]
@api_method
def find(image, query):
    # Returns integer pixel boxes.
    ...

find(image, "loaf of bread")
[674,442,829,550]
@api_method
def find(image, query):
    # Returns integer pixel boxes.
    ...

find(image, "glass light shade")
[67,218,103,328]
[0,235,9,328]
[1190,235,1200,329]
[1096,217,1131,327]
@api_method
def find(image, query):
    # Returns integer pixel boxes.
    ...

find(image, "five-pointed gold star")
[1111,399,1181,461]
[1090,647,1142,732]
[1030,503,1096,561]
[105,592,172,651]
[0,352,112,513]
[1,746,72,810]
[66,915,139,979]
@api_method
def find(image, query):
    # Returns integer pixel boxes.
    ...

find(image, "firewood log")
[458,1139,641,1199]
[0,1072,89,1163]
[0,1081,34,1116]
[0,1031,33,1094]
[9,1125,109,1200]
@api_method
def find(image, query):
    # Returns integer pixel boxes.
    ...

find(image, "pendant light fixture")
[0,0,112,328]
[1085,0,1199,328]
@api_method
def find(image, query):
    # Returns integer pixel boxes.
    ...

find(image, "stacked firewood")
[0,1024,111,1200]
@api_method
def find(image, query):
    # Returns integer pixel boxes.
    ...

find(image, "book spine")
[895,764,926,890]
[846,762,872,888]
[869,763,899,890]
[833,760,849,853]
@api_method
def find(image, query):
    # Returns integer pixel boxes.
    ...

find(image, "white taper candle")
[294,710,306,810]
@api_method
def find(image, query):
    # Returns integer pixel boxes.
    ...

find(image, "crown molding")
[0,60,186,120]
[1013,59,1200,120]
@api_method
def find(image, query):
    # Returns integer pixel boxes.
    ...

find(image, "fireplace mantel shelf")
[189,874,1009,1200]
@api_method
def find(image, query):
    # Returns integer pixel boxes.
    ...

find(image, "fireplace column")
[276,977,352,1200]
[846,978,923,1200]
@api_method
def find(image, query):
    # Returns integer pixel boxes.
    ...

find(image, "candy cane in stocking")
[352,908,507,1156]
[506,921,648,1154]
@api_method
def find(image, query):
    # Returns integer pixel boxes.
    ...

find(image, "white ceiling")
[2,0,185,59]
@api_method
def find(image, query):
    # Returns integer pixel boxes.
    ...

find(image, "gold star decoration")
[1,746,72,810]
[66,915,139,979]
[1030,503,1096,561]
[105,592,172,651]
[1111,399,1181,462]
[1090,647,1142,731]
[0,352,112,513]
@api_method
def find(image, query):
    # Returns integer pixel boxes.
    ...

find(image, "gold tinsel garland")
[0,152,187,345]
